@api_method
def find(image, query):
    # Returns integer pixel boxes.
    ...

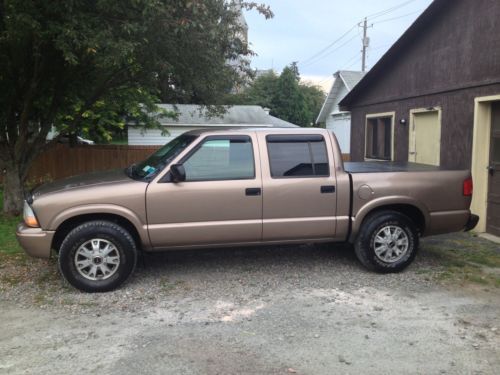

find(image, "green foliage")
[228,63,325,127]
[0,0,272,213]
[301,84,327,126]
[271,63,310,126]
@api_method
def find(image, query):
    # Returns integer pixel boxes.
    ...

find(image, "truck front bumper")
[464,214,479,232]
[16,223,54,259]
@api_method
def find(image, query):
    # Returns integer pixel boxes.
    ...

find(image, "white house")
[128,104,297,145]
[315,70,365,154]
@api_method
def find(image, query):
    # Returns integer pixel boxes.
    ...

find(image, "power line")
[365,0,419,20]
[341,52,362,69]
[301,33,359,68]
[317,75,335,85]
[373,10,423,25]
[345,57,362,70]
[299,24,357,66]
[297,0,422,73]
[370,43,393,51]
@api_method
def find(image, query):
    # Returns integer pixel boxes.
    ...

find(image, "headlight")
[23,201,39,228]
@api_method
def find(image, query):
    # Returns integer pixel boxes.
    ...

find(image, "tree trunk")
[2,162,24,216]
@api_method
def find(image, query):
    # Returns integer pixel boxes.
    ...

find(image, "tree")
[0,0,272,214]
[271,63,310,126]
[228,63,325,127]
[301,84,327,126]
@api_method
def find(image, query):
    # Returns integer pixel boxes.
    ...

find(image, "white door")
[409,109,441,166]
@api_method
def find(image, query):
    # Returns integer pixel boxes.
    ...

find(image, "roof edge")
[315,72,341,123]
[338,0,448,110]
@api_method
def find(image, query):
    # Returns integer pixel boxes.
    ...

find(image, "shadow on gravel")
[138,242,358,275]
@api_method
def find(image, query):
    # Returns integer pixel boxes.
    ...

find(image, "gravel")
[1,235,499,374]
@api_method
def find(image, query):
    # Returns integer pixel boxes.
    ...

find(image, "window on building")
[266,135,329,178]
[365,115,393,160]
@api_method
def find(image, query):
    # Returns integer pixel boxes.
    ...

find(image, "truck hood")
[32,169,131,199]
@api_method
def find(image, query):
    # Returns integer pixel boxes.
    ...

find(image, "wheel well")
[364,204,426,234]
[51,213,142,252]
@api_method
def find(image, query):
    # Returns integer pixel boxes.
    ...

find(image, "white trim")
[338,72,352,91]
[315,73,340,123]
[471,95,500,232]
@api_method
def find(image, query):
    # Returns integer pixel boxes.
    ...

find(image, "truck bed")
[344,161,449,173]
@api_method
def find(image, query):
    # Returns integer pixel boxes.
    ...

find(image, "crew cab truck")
[17,128,479,292]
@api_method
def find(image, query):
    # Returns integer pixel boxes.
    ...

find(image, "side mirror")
[170,164,186,182]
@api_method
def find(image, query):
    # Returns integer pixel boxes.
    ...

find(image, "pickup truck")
[17,128,479,292]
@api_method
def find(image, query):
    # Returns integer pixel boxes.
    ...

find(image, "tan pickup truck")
[17,128,478,292]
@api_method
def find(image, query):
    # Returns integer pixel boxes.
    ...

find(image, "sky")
[244,0,434,91]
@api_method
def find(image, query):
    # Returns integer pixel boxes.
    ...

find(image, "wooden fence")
[25,144,160,184]
[1,144,351,185]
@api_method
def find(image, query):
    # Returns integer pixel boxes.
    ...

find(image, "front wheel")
[354,211,419,273]
[58,221,138,292]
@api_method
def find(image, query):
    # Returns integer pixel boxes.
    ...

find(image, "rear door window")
[266,135,329,178]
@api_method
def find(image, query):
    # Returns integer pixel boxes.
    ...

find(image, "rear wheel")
[58,220,137,292]
[354,211,419,273]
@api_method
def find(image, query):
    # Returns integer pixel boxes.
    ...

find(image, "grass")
[423,234,500,288]
[0,190,23,255]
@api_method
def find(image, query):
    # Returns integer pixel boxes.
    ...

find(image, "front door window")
[183,136,255,181]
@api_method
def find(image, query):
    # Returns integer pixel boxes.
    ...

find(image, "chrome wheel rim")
[373,225,409,263]
[74,239,120,281]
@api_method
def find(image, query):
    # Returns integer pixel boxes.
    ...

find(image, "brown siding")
[350,84,500,169]
[347,0,500,169]
[350,0,500,107]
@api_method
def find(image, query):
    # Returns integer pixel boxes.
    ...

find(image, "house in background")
[315,70,365,155]
[127,104,297,145]
[339,0,500,235]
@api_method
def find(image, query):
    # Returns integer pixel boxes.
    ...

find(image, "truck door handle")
[320,185,336,194]
[245,188,261,196]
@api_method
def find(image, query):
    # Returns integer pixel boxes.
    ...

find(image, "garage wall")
[326,113,351,154]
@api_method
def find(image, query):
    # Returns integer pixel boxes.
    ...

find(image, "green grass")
[423,234,500,287]
[0,190,23,255]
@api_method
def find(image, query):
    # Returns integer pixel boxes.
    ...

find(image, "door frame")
[471,95,500,232]
[408,107,442,165]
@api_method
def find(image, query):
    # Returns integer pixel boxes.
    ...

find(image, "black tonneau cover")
[344,161,447,173]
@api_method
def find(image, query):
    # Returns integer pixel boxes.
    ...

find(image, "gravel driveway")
[1,234,499,374]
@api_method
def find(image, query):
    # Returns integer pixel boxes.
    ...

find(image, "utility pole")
[360,17,372,72]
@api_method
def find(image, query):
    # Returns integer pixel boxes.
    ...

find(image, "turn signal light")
[23,201,40,228]
[463,177,473,197]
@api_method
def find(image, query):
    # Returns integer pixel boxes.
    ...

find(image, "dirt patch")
[1,234,499,374]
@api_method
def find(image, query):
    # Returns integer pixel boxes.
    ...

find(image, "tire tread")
[58,220,137,292]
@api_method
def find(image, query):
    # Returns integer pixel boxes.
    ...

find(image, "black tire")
[354,210,419,273]
[58,220,138,292]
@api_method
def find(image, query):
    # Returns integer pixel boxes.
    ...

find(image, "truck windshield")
[126,134,198,180]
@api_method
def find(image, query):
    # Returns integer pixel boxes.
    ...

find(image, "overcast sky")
[244,0,434,91]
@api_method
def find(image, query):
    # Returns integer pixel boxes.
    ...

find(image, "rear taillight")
[463,177,473,196]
